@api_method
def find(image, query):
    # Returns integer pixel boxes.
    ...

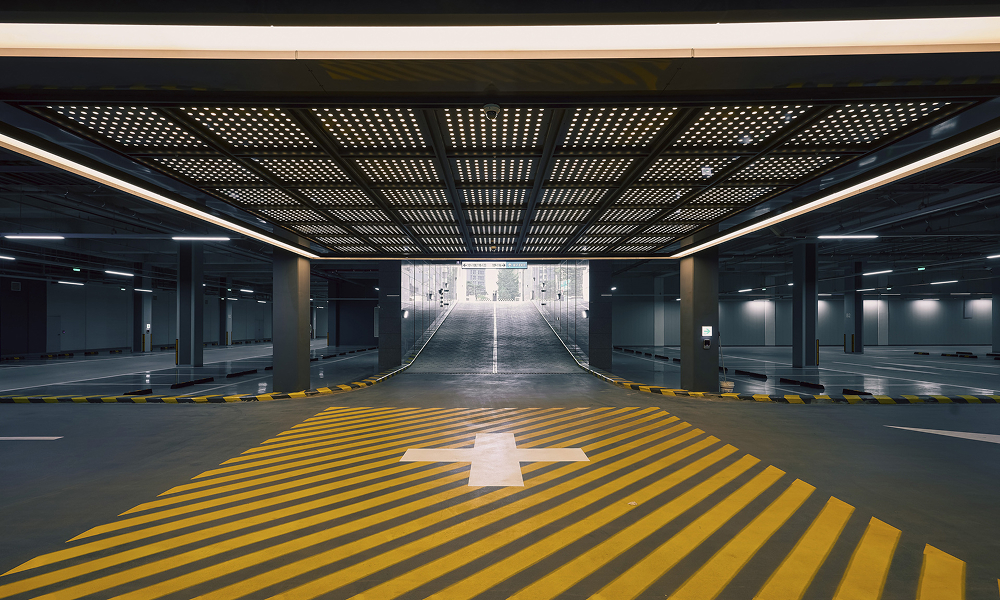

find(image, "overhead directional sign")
[461,261,528,269]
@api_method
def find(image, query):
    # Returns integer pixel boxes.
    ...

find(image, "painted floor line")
[885,426,1000,444]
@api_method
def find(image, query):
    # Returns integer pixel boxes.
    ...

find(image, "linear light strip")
[0,133,320,259]
[0,17,999,60]
[671,126,1000,259]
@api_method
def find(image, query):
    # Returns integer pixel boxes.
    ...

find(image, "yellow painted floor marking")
[149,427,713,600]
[421,449,749,600]
[165,408,643,498]
[875,396,895,404]
[755,496,855,600]
[668,479,815,600]
[832,517,901,600]
[916,544,966,600]
[4,412,678,598]
[263,407,462,446]
[785,395,805,404]
[586,465,785,600]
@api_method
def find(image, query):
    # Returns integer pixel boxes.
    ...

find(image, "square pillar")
[680,247,719,392]
[792,243,818,368]
[327,279,339,347]
[378,261,402,372]
[219,277,232,346]
[588,260,612,371]
[844,261,865,354]
[272,248,311,392]
[177,242,203,366]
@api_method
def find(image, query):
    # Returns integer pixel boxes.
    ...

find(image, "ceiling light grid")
[370,237,413,246]
[335,245,377,253]
[427,245,465,254]
[153,157,262,183]
[422,237,465,247]
[471,225,518,235]
[786,102,949,147]
[600,207,661,222]
[297,188,374,206]
[672,105,811,148]
[548,158,634,182]
[629,236,675,244]
[353,224,406,236]
[47,105,208,148]
[530,224,575,235]
[579,235,622,245]
[253,158,350,183]
[356,158,440,183]
[259,208,326,222]
[453,158,535,183]
[526,236,570,246]
[381,188,450,207]
[329,208,390,222]
[524,244,564,254]
[312,107,426,149]
[413,224,460,235]
[317,236,365,245]
[182,107,316,149]
[534,208,591,222]
[645,223,697,234]
[615,187,690,205]
[569,243,612,253]
[399,209,454,222]
[638,156,738,182]
[461,189,529,206]
[667,206,733,221]
[294,224,347,235]
[215,188,297,205]
[616,245,658,253]
[731,155,843,181]
[561,107,677,148]
[688,186,777,205]
[587,223,639,235]
[443,107,545,148]
[539,188,607,206]
[467,208,523,223]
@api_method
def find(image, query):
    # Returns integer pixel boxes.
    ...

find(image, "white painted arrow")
[885,426,1000,445]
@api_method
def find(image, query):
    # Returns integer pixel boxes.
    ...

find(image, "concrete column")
[378,261,402,372]
[680,248,719,392]
[327,279,339,347]
[177,242,204,366]
[131,264,142,352]
[272,247,311,392]
[993,277,1000,354]
[653,275,665,347]
[588,260,613,371]
[791,243,818,367]
[218,277,232,346]
[844,261,864,354]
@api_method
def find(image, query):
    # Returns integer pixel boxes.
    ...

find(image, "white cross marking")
[400,433,589,487]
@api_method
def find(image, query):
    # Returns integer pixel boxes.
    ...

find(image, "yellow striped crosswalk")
[0,407,977,599]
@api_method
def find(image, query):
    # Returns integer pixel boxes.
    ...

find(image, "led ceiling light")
[57,280,83,286]
[863,269,893,276]
[738,288,752,292]
[135,288,152,292]
[817,235,879,239]
[171,236,232,241]
[673,123,1000,258]
[0,131,319,259]
[930,280,958,285]
[5,235,64,240]
[240,289,254,293]
[0,255,14,260]
[2,17,999,60]
[105,270,134,277]
[988,254,1000,259]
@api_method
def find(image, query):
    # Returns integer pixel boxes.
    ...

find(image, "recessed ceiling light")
[135,288,153,292]
[857,288,876,292]
[787,282,793,286]
[6,235,64,240]
[57,280,83,286]
[817,235,879,239]
[988,254,1000,259]
[917,267,926,271]
[738,288,752,292]
[240,288,254,293]
[863,269,892,276]
[0,255,14,260]
[172,236,231,241]
[105,270,134,277]
[930,280,957,285]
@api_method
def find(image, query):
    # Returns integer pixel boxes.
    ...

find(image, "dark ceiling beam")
[516,109,566,254]
[558,107,702,253]
[286,108,432,255]
[415,109,474,255]
[607,105,840,253]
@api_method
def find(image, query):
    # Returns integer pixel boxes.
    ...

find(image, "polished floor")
[0,340,377,397]
[0,303,997,598]
[613,345,1000,396]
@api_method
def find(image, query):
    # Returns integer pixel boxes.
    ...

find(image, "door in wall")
[45,315,61,352]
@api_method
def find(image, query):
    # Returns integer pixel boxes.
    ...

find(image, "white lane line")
[493,303,498,374]
[885,426,1000,445]
[0,437,62,441]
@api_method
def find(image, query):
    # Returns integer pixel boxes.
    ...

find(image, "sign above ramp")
[462,261,527,269]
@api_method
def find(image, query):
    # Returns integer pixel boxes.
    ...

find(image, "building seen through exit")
[1,2,1000,598]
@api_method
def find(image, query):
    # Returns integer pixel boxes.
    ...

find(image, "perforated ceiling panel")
[673,105,811,148]
[562,107,678,148]
[639,156,740,182]
[731,155,842,181]
[215,188,296,205]
[312,107,426,149]
[356,159,440,183]
[382,189,450,207]
[254,158,349,183]
[182,107,315,148]
[548,158,634,182]
[153,157,262,183]
[443,107,545,148]
[785,102,949,147]
[453,159,534,183]
[688,186,777,205]
[297,188,374,206]
[461,189,529,206]
[539,188,607,206]
[616,188,689,205]
[49,105,207,148]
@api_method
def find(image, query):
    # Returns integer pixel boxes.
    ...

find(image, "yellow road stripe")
[260,407,465,447]
[371,442,735,600]
[755,496,855,600]
[576,465,785,600]
[236,435,725,600]
[3,412,676,595]
[667,479,815,600]
[916,545,966,600]
[833,517,901,600]
[38,415,689,600]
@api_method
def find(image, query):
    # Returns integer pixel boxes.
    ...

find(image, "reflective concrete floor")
[613,345,1000,396]
[0,340,378,397]
[0,304,997,598]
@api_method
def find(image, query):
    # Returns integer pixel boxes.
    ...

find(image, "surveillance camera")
[483,103,501,122]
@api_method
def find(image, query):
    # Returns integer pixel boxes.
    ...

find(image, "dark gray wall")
[0,277,46,356]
